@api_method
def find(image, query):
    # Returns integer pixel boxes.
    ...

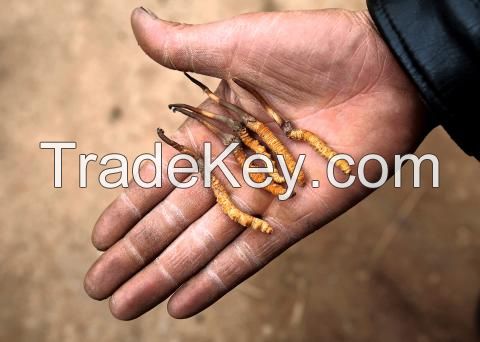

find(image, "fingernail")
[139,6,158,20]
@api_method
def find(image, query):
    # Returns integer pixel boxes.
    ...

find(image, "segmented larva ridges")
[288,129,351,175]
[211,175,273,234]
[237,128,286,185]
[246,121,306,186]
[233,147,286,196]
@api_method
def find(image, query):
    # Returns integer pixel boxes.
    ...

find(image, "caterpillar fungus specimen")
[157,128,273,234]
[169,106,287,196]
[169,103,286,185]
[233,78,351,175]
[184,73,306,186]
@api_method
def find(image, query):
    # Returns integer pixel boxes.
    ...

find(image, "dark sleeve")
[367,0,480,160]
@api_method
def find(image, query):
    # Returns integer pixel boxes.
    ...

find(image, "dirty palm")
[84,7,427,320]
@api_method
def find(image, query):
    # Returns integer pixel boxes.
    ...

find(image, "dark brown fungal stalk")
[169,104,286,184]
[183,73,305,186]
[171,107,287,196]
[171,106,239,145]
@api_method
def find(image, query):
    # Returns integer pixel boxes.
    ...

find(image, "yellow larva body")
[211,175,273,234]
[246,120,306,186]
[237,128,286,185]
[232,77,352,177]
[287,129,351,175]
[157,128,273,235]
[233,147,286,196]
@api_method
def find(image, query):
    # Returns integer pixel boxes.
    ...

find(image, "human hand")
[84,7,428,320]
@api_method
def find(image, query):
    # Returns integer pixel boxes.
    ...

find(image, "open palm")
[84,7,428,320]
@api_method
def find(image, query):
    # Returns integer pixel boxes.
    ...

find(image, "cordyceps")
[160,74,352,234]
[169,106,287,196]
[169,103,286,185]
[184,73,306,186]
[157,128,274,234]
[233,78,351,175]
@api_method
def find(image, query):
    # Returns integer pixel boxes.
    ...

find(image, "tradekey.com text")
[39,141,440,201]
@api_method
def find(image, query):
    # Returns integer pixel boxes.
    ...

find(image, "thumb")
[131,7,242,78]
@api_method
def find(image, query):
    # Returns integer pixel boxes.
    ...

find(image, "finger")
[164,171,369,319]
[131,7,242,78]
[86,102,235,300]
[91,146,178,250]
[108,206,240,320]
[91,126,201,251]
[84,177,215,300]
[108,171,276,320]
[166,216,297,319]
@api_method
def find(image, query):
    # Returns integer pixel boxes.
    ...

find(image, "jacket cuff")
[367,0,480,160]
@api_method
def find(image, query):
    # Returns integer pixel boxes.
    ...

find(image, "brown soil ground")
[1,1,479,341]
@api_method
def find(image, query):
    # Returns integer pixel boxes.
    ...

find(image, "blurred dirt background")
[1,0,479,341]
